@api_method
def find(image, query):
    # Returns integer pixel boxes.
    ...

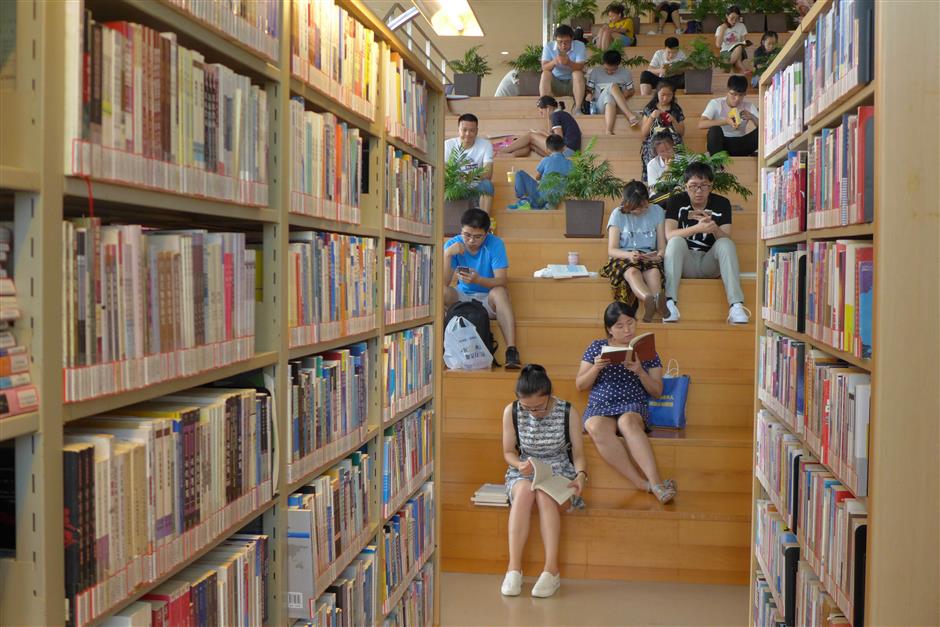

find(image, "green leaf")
[586,39,648,67]
[555,0,599,21]
[505,44,544,73]
[448,45,493,77]
[651,145,754,201]
[539,137,627,203]
[444,148,487,202]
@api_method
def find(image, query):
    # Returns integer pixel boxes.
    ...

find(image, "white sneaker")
[647,29,661,35]
[663,299,680,323]
[531,571,561,598]
[728,303,751,324]
[501,570,523,596]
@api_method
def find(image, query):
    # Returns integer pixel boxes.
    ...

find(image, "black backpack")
[444,300,497,365]
[512,400,573,463]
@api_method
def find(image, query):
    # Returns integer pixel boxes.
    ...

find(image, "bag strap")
[563,401,573,463]
[512,401,521,454]
[664,359,680,378]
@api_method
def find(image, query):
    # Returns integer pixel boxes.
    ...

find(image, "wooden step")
[492,156,758,182]
[448,94,728,117]
[632,30,793,48]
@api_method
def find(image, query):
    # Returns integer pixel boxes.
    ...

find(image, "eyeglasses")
[687,183,713,193]
[518,398,552,414]
[460,231,486,241]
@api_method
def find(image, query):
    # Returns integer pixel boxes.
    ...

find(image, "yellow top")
[609,17,634,38]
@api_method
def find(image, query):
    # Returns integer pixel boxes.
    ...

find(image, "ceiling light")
[412,0,484,37]
[500,51,509,55]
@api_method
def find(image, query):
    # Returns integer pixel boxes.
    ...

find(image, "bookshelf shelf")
[0,412,40,442]
[286,213,380,238]
[0,166,41,193]
[289,77,382,137]
[764,222,875,246]
[382,547,435,617]
[763,319,871,371]
[312,523,381,602]
[383,463,435,523]
[385,315,435,335]
[287,328,380,361]
[806,83,876,134]
[286,425,380,494]
[384,392,434,429]
[385,134,434,166]
[754,549,786,617]
[384,228,435,246]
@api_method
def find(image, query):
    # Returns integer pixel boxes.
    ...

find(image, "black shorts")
[657,1,681,20]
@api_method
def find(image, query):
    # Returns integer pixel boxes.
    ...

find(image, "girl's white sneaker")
[500,570,523,596]
[531,571,561,598]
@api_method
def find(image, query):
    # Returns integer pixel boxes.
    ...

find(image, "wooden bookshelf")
[751,1,940,625]
[0,0,445,625]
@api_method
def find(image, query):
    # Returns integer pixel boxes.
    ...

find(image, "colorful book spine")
[63,387,274,627]
[805,239,873,358]
[383,48,429,152]
[64,10,269,205]
[382,408,433,515]
[165,0,280,61]
[384,242,432,325]
[760,151,807,239]
[383,326,433,421]
[753,568,785,627]
[381,482,434,613]
[289,99,364,223]
[762,245,807,332]
[0,224,39,420]
[287,232,377,348]
[383,560,434,627]
[384,148,434,237]
[756,409,807,529]
[757,332,806,435]
[763,61,804,157]
[61,222,256,403]
[754,500,800,627]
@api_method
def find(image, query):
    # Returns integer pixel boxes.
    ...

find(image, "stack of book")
[63,8,269,206]
[384,561,434,627]
[471,483,509,508]
[802,0,874,122]
[166,0,280,61]
[762,245,806,331]
[806,239,873,358]
[806,106,874,229]
[0,224,39,421]
[763,62,804,157]
[287,232,376,348]
[385,242,432,325]
[382,483,434,613]
[384,148,434,237]
[286,343,370,484]
[760,151,807,239]
[753,568,785,627]
[382,407,433,513]
[289,101,364,224]
[754,500,799,627]
[286,451,374,620]
[61,222,257,403]
[64,387,274,627]
[383,326,433,421]
[289,0,380,120]
[383,49,428,152]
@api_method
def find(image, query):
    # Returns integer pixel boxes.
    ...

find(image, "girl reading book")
[576,301,677,504]
[600,181,668,322]
[501,365,586,599]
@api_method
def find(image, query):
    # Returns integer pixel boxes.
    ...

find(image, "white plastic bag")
[443,316,493,370]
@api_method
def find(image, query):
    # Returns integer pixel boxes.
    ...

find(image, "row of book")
[384,242,432,325]
[806,239,873,358]
[807,106,874,229]
[760,152,806,239]
[166,0,280,61]
[383,561,434,627]
[62,221,256,403]
[287,449,374,619]
[100,533,269,627]
[383,326,433,421]
[63,387,274,627]
[754,502,798,626]
[290,545,377,627]
[0,225,39,420]
[803,0,874,123]
[287,343,369,484]
[753,567,786,627]
[287,232,377,349]
[64,6,269,206]
[384,48,429,153]
[290,0,380,120]
[289,101,364,224]
[384,148,434,238]
[762,245,806,331]
[762,61,804,157]
[382,407,433,512]
[382,483,434,614]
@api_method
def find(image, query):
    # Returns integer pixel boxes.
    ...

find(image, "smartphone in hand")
[456,266,472,275]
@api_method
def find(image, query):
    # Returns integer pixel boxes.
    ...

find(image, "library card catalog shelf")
[0,1,445,626]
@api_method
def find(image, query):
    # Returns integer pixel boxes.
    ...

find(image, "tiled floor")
[441,572,748,626]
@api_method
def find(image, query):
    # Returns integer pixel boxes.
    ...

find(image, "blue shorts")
[616,33,635,46]
[472,179,495,197]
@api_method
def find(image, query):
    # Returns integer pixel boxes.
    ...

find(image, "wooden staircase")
[441,76,761,584]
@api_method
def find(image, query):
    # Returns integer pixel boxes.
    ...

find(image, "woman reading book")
[576,301,677,504]
[501,365,586,599]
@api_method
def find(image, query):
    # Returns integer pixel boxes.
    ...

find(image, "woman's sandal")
[649,479,677,504]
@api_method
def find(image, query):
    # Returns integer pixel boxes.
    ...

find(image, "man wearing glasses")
[699,75,760,156]
[662,162,749,324]
[540,25,588,114]
[443,208,522,369]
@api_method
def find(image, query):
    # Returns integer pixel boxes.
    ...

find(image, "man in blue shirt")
[508,134,572,210]
[540,25,588,114]
[444,208,521,369]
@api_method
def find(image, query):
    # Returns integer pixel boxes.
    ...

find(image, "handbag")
[443,315,494,371]
[648,359,690,429]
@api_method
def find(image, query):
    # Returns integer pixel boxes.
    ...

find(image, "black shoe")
[504,346,522,370]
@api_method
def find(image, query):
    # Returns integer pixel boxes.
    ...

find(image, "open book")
[600,332,656,364]
[546,264,590,279]
[530,458,576,505]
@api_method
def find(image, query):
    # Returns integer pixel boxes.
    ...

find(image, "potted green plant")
[691,0,724,33]
[740,0,766,33]
[650,145,754,203]
[555,0,598,33]
[444,148,486,236]
[586,40,648,67]
[760,0,796,32]
[448,45,492,98]
[539,138,626,238]
[669,37,731,94]
[505,44,544,96]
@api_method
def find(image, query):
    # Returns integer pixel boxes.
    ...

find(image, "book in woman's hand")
[599,332,656,364]
[530,458,575,505]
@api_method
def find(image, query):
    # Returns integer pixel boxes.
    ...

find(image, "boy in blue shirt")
[508,134,572,210]
[444,208,521,369]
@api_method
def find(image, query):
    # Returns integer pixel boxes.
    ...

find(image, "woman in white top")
[715,5,749,75]
[639,36,687,96]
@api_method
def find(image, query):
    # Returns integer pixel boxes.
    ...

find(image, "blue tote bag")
[648,360,690,429]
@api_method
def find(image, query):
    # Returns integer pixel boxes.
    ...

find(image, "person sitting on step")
[586,49,641,134]
[444,208,522,369]
[508,134,572,211]
[540,25,588,114]
[716,5,750,75]
[647,1,685,35]
[444,113,495,215]
[500,364,587,598]
[497,96,582,159]
[639,36,687,96]
[600,181,668,323]
[593,2,636,49]
[751,30,779,88]
[699,74,759,157]
[646,131,676,193]
[640,80,685,181]
[663,161,750,324]
[576,301,677,504]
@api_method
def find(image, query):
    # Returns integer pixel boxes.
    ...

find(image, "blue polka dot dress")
[582,339,663,427]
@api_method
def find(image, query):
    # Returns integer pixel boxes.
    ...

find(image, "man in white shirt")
[444,113,495,214]
[540,24,588,113]
[646,131,675,193]
[639,37,687,95]
[699,75,759,156]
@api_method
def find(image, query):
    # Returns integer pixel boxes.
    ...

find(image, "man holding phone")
[444,208,522,369]
[662,162,749,324]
